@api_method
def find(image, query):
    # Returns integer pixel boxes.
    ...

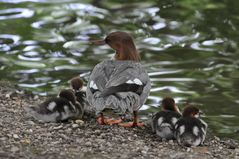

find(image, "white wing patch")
[157,117,163,126]
[171,117,178,125]
[193,126,199,136]
[126,80,134,84]
[126,78,143,85]
[47,102,56,111]
[179,125,185,135]
[90,80,98,90]
[133,78,143,85]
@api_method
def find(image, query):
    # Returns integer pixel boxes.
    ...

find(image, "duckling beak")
[90,39,106,45]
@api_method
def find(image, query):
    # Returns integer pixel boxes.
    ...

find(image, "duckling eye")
[105,38,110,43]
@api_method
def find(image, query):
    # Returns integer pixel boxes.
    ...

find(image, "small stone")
[5,93,11,98]
[13,134,19,139]
[25,120,35,125]
[169,140,173,144]
[85,142,91,146]
[53,125,63,130]
[10,146,19,152]
[0,137,7,141]
[33,95,39,100]
[72,124,79,128]
[214,136,220,141]
[75,120,84,125]
[20,139,30,144]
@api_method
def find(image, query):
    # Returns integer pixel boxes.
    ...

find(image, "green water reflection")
[0,0,238,140]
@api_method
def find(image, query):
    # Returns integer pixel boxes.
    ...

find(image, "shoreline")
[0,82,238,159]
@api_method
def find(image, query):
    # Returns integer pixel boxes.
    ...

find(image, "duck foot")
[118,122,144,127]
[97,117,122,125]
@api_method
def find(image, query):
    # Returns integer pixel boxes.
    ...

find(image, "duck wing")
[86,60,151,114]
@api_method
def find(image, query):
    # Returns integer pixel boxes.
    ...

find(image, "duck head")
[91,31,140,61]
[58,89,76,104]
[161,97,180,113]
[70,76,84,92]
[182,106,200,118]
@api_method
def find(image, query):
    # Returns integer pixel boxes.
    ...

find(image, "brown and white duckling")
[174,106,207,147]
[151,97,181,139]
[70,76,86,108]
[24,89,84,122]
[87,31,151,127]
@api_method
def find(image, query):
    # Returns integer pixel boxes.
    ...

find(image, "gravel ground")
[0,82,239,159]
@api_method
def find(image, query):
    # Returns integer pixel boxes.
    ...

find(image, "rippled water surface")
[0,0,239,140]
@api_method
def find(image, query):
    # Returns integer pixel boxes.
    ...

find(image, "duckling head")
[70,76,84,92]
[182,105,200,118]
[58,89,76,104]
[161,97,180,113]
[91,31,140,61]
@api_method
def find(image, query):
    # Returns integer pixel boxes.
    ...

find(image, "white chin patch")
[47,102,56,111]
[194,114,199,118]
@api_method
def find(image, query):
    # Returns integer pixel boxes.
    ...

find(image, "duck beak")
[90,39,106,45]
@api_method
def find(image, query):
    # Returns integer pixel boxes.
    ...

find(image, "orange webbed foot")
[97,117,122,125]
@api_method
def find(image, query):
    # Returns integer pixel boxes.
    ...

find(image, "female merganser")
[86,31,151,127]
[24,89,84,122]
[151,97,181,139]
[174,106,207,147]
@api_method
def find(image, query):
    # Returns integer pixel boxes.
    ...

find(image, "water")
[0,0,239,140]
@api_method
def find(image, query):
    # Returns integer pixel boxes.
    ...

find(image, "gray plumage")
[86,60,151,115]
[151,111,181,139]
[24,90,84,122]
[174,117,207,147]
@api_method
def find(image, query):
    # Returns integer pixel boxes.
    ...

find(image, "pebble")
[75,120,84,125]
[53,125,63,130]
[0,85,238,159]
[13,134,19,139]
[25,120,35,125]
[10,146,19,152]
[72,124,79,128]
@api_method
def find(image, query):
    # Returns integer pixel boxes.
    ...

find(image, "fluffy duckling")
[151,97,181,139]
[70,76,86,107]
[24,89,84,122]
[174,106,207,147]
[87,31,151,127]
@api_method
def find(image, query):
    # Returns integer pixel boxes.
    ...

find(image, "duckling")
[174,106,207,147]
[70,76,86,107]
[151,97,181,139]
[87,31,151,127]
[24,89,84,122]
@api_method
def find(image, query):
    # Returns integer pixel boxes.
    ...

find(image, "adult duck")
[86,31,151,127]
[174,106,207,147]
[151,97,181,139]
